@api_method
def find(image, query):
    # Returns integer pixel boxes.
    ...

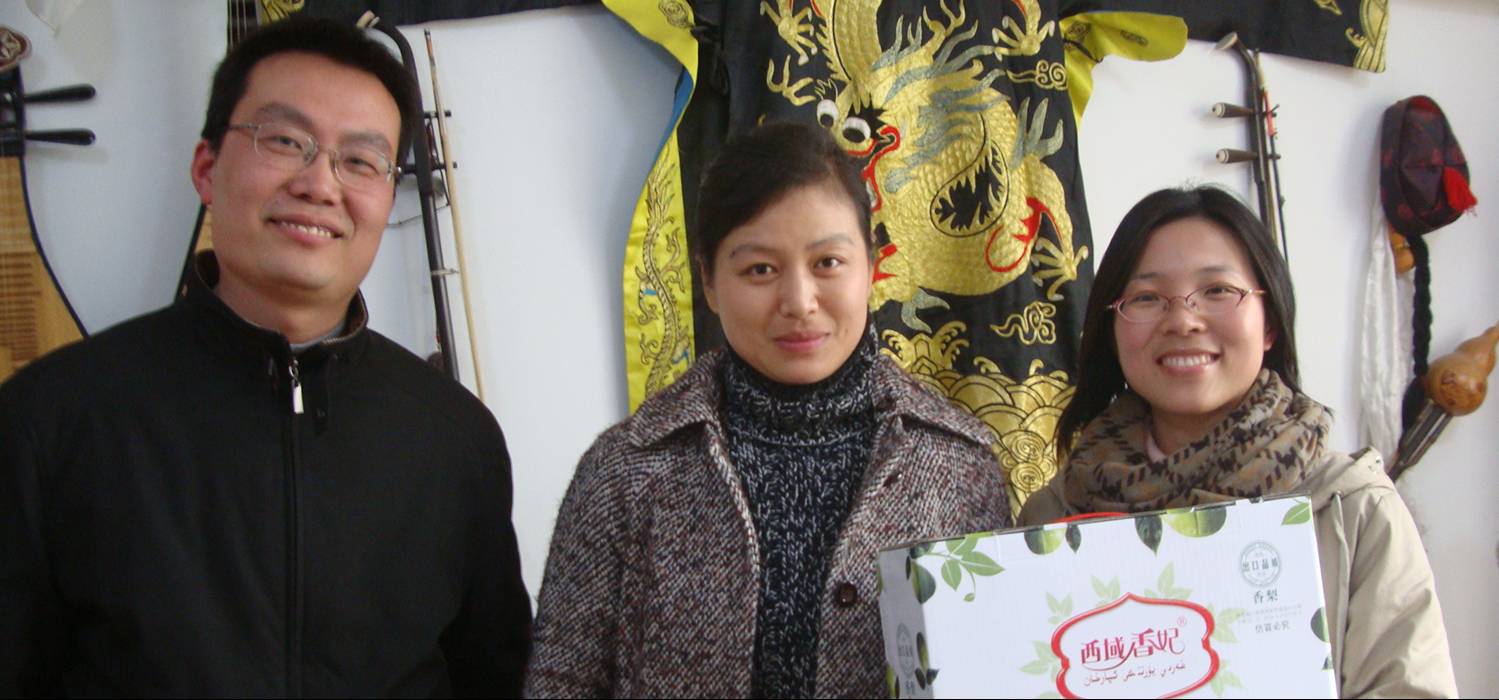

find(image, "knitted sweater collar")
[721,323,878,441]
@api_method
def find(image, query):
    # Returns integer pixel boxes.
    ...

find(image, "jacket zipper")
[289,357,304,415]
[284,356,304,696]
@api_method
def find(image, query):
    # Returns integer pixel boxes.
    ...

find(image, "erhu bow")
[423,29,485,401]
[1212,32,1290,261]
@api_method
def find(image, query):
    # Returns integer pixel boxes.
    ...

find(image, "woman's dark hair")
[199,16,420,166]
[694,121,872,277]
[1056,185,1300,455]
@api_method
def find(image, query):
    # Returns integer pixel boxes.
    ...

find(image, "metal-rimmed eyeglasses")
[1108,284,1266,323]
[227,122,398,191]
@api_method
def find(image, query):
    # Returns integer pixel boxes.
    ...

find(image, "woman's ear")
[700,259,719,314]
[1263,325,1277,352]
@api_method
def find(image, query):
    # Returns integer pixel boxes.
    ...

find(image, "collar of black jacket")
[180,250,371,368]
[625,347,991,448]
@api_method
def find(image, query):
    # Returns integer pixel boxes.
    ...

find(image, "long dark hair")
[1056,186,1300,454]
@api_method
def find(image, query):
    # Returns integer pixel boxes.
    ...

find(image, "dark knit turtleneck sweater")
[721,327,879,699]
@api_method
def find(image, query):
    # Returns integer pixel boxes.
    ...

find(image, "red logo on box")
[1051,593,1218,698]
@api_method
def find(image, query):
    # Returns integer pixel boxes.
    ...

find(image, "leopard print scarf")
[1063,369,1330,513]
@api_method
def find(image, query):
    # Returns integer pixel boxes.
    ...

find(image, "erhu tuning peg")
[25,128,93,146]
[24,83,94,104]
[1212,102,1254,118]
[1215,148,1257,164]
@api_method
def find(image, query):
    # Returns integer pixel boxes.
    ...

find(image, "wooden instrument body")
[0,159,85,382]
[0,42,88,382]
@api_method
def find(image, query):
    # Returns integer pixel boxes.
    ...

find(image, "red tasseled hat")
[1379,95,1477,237]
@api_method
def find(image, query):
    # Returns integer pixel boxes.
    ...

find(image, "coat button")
[835,582,859,608]
[883,471,901,488]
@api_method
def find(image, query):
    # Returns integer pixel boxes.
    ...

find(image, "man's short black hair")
[199,15,420,165]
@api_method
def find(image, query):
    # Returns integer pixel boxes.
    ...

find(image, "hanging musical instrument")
[422,29,485,400]
[174,0,276,296]
[1212,32,1290,261]
[1391,322,1499,479]
[0,26,94,383]
[356,12,460,382]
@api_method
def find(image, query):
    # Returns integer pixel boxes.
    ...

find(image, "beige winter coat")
[525,351,1012,698]
[1021,449,1458,698]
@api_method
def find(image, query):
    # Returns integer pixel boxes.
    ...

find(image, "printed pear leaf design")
[1206,603,1246,643]
[1208,658,1244,696]
[961,550,1003,575]
[913,632,940,689]
[1165,505,1228,537]
[941,559,963,590]
[950,533,981,556]
[907,535,1004,603]
[1019,640,1061,676]
[1143,562,1192,600]
[1046,592,1074,625]
[1024,526,1064,555]
[1090,575,1121,606]
[1136,513,1163,553]
[911,561,937,603]
[887,664,901,699]
[1311,607,1328,642]
[1283,500,1313,526]
[1065,523,1082,552]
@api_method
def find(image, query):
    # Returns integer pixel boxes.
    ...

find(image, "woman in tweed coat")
[525,122,1012,698]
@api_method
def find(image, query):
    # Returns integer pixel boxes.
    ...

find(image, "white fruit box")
[876,494,1337,699]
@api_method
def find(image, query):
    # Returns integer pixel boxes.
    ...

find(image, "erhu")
[354,14,486,396]
[1212,32,1289,261]
[355,12,465,384]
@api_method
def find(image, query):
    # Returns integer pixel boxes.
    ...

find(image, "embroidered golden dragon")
[766,0,1087,332]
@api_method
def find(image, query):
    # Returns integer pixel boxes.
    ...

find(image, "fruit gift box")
[877,494,1337,699]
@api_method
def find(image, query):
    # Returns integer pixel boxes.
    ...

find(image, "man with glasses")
[1,17,530,697]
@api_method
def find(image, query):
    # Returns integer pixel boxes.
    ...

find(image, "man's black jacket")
[0,258,531,696]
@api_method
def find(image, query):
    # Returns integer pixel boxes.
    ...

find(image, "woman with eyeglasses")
[1019,186,1456,697]
[524,121,1011,698]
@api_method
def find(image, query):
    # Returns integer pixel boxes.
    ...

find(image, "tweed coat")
[525,350,1012,698]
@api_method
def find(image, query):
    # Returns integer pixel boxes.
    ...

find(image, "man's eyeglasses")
[1108,284,1266,323]
[227,122,398,191]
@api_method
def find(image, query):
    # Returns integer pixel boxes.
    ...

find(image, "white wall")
[2,1,1493,694]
